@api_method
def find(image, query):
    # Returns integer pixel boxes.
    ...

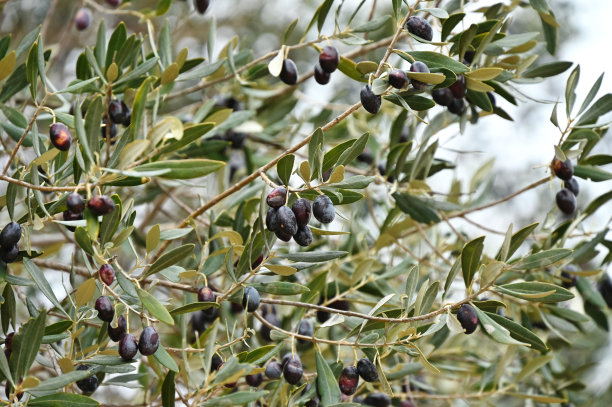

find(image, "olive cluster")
[314,46,340,85]
[103,100,132,143]
[265,187,336,246]
[551,157,580,214]
[94,295,160,361]
[0,222,21,263]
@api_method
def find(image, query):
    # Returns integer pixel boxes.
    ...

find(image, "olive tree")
[0,0,610,406]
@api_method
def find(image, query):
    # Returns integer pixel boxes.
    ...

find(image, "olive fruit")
[360,85,381,114]
[266,208,280,232]
[198,286,216,303]
[99,264,115,286]
[338,365,359,395]
[246,373,263,387]
[409,61,430,90]
[95,296,114,322]
[138,326,160,356]
[317,299,348,323]
[552,157,574,180]
[294,226,313,247]
[242,287,260,312]
[561,271,577,289]
[75,365,99,394]
[108,100,129,126]
[261,312,280,342]
[292,198,312,226]
[210,354,223,372]
[448,98,465,115]
[108,315,127,342]
[400,401,416,407]
[66,193,85,214]
[0,222,21,247]
[565,177,579,196]
[319,46,339,73]
[75,8,92,31]
[432,88,454,106]
[63,211,83,231]
[275,229,293,242]
[195,0,210,14]
[364,393,391,407]
[357,358,379,382]
[266,187,287,208]
[49,123,72,151]
[313,195,335,224]
[101,118,117,139]
[5,380,23,401]
[597,275,612,308]
[405,16,433,41]
[283,356,303,385]
[265,361,283,379]
[388,69,408,89]
[556,188,577,214]
[190,311,207,335]
[456,304,479,334]
[277,206,298,236]
[314,64,331,85]
[87,195,115,216]
[279,59,298,85]
[118,333,138,360]
[105,0,121,7]
[297,319,313,344]
[0,245,19,263]
[449,74,466,99]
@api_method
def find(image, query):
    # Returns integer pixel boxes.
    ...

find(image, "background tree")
[0,0,610,406]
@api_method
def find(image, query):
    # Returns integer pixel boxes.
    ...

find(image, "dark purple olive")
[108,315,127,342]
[448,98,465,115]
[118,333,138,360]
[265,361,283,379]
[293,226,313,247]
[266,208,280,232]
[261,312,280,342]
[556,188,577,214]
[75,8,92,31]
[279,59,298,85]
[565,177,579,196]
[405,16,433,41]
[95,296,114,322]
[357,358,378,382]
[314,63,331,85]
[108,100,129,125]
[360,85,381,114]
[138,326,159,356]
[456,304,479,334]
[283,356,303,385]
[49,123,72,151]
[275,229,293,242]
[198,286,216,303]
[552,157,574,181]
[101,118,117,140]
[313,195,335,224]
[338,365,359,395]
[63,211,82,232]
[0,222,21,247]
[242,287,260,312]
[99,264,115,286]
[364,393,391,407]
[432,88,454,106]
[211,353,223,371]
[195,0,210,14]
[76,365,99,394]
[297,319,313,344]
[0,245,19,263]
[410,61,430,91]
[66,193,85,214]
[266,187,288,208]
[105,0,121,7]
[277,206,298,236]
[388,69,408,89]
[319,46,339,73]
[246,373,263,387]
[449,74,466,99]
[87,195,115,216]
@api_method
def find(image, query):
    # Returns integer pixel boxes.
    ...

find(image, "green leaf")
[473,306,528,346]
[277,154,295,186]
[10,311,45,381]
[30,370,94,393]
[74,227,94,255]
[147,224,160,254]
[498,222,539,260]
[145,244,195,277]
[337,56,367,82]
[522,61,572,78]
[161,371,175,407]
[496,282,574,303]
[461,236,485,289]
[134,159,225,179]
[29,393,100,407]
[74,98,94,170]
[137,288,174,325]
[249,282,310,295]
[129,76,155,139]
[200,391,268,406]
[239,344,281,364]
[317,0,334,32]
[153,344,179,371]
[576,93,612,125]
[392,192,441,224]
[485,312,548,352]
[316,351,342,406]
[327,175,374,189]
[278,251,347,263]
[565,65,579,117]
[398,51,469,74]
[514,249,572,269]
[578,72,604,115]
[169,302,219,315]
[441,13,465,41]
[23,259,67,317]
[353,15,391,32]
[384,93,436,111]
[336,132,369,167]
